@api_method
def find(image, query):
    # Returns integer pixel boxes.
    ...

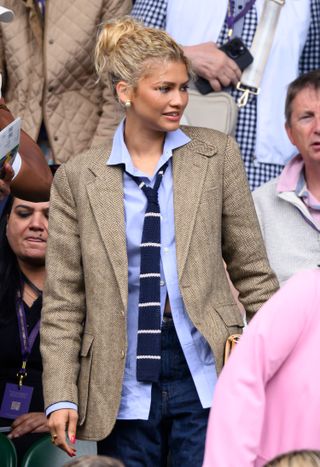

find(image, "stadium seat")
[0,433,17,467]
[21,434,96,467]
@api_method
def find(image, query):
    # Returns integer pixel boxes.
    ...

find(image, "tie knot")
[142,185,158,204]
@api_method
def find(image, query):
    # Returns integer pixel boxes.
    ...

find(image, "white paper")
[0,117,21,169]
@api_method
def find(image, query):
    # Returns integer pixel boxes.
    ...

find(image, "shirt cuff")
[46,402,78,417]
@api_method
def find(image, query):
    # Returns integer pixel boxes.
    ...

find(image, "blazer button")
[121,350,125,359]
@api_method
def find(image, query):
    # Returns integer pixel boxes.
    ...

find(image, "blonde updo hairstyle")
[95,17,192,100]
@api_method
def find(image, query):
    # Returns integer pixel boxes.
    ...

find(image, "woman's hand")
[8,412,49,439]
[48,409,78,457]
[0,162,14,200]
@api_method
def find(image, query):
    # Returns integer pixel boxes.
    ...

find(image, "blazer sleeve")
[40,164,86,410]
[221,136,279,320]
[203,270,317,466]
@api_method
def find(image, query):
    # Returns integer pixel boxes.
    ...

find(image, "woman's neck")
[18,261,45,292]
[124,120,165,176]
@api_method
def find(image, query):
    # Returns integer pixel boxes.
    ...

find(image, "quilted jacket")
[0,0,131,163]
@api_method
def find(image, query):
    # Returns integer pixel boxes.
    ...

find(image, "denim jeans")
[98,319,210,466]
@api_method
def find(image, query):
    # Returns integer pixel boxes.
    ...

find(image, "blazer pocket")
[78,332,94,426]
[214,304,245,330]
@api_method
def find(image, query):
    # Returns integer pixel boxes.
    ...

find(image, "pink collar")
[277,154,304,193]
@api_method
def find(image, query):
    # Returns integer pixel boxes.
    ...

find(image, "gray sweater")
[253,177,320,286]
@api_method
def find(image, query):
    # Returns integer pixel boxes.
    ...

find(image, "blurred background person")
[253,71,320,286]
[41,17,277,467]
[64,455,124,467]
[203,269,320,467]
[0,0,131,164]
[132,0,320,190]
[0,4,52,206]
[0,194,49,462]
[265,450,320,467]
[0,101,52,204]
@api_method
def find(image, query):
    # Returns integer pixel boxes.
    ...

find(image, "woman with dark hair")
[0,195,50,461]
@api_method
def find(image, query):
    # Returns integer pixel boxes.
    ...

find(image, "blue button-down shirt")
[46,121,217,419]
[109,121,217,419]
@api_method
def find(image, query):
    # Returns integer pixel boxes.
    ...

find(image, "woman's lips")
[25,237,46,243]
[162,111,181,121]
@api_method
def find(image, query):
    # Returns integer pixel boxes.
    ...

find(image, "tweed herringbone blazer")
[41,126,278,440]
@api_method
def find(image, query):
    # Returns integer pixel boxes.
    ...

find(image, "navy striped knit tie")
[128,162,168,382]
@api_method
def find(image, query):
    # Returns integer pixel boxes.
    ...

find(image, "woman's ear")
[116,81,133,107]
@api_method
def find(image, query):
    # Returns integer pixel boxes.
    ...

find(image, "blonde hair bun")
[95,17,142,70]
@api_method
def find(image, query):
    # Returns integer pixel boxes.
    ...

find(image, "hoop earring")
[124,100,131,109]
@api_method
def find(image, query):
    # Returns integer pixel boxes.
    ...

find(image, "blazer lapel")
[86,154,128,308]
[173,139,217,280]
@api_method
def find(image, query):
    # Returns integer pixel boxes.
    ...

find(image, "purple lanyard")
[37,0,45,16]
[226,0,256,36]
[16,290,41,388]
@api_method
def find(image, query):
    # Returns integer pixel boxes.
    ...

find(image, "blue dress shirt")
[46,121,217,419]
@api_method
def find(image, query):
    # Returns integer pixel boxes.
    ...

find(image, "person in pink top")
[203,268,320,466]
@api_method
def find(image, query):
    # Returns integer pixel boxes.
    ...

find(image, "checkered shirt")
[132,0,320,190]
[131,0,167,28]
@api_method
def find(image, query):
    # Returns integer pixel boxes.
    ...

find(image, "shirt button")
[164,247,169,253]
[49,39,54,44]
[121,350,125,359]
[160,280,165,286]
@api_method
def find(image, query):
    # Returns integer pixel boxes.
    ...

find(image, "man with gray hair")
[253,70,320,285]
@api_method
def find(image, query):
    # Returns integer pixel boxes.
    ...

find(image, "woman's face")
[6,197,49,266]
[127,60,189,133]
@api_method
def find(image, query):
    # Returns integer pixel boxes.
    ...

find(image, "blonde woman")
[40,17,278,466]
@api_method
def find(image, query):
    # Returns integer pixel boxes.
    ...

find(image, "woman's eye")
[16,211,31,218]
[158,86,170,93]
[181,84,189,92]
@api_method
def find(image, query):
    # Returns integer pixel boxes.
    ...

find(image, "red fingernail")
[70,435,76,444]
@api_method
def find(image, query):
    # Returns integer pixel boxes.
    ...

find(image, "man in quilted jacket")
[0,0,131,164]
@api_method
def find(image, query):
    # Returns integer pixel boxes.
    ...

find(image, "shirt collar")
[277,153,320,210]
[107,120,191,178]
[277,154,304,193]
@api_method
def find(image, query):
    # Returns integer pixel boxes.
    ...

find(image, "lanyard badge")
[0,290,40,419]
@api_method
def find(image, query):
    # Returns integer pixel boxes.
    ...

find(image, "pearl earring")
[124,100,131,109]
